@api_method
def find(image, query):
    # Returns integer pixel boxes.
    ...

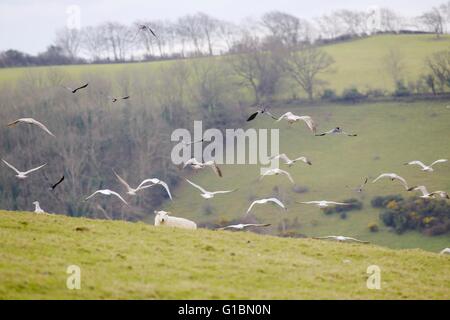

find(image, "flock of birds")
[2,81,450,246]
[1,24,449,251]
[178,105,449,245]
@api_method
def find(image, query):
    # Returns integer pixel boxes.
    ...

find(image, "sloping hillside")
[0,210,448,299]
[164,100,450,252]
[1,34,449,94]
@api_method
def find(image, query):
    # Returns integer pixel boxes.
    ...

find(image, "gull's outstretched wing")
[113,170,132,193]
[8,118,54,136]
[73,83,88,93]
[345,237,370,244]
[1,159,21,174]
[326,201,350,206]
[246,112,259,122]
[265,198,286,210]
[23,163,47,175]
[247,198,286,214]
[211,189,237,195]
[299,116,317,133]
[407,185,429,196]
[405,160,426,169]
[85,190,101,201]
[270,153,290,164]
[372,173,392,183]
[276,112,291,122]
[50,175,65,190]
[430,159,448,168]
[185,179,209,194]
[293,156,312,165]
[280,169,294,184]
[108,190,129,205]
[211,162,222,177]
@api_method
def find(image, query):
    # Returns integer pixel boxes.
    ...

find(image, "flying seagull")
[407,186,449,199]
[440,248,450,255]
[185,179,236,199]
[49,175,64,191]
[315,127,357,137]
[33,201,45,214]
[269,154,312,167]
[246,198,287,215]
[404,159,448,172]
[356,177,368,192]
[276,112,317,134]
[7,118,55,137]
[218,223,271,230]
[110,95,130,103]
[372,173,409,190]
[2,159,46,179]
[247,106,277,122]
[183,158,222,177]
[260,168,294,184]
[138,24,157,37]
[313,235,369,244]
[347,177,368,193]
[85,189,128,205]
[137,178,173,200]
[297,201,350,208]
[63,83,88,93]
[113,170,172,199]
[133,24,157,41]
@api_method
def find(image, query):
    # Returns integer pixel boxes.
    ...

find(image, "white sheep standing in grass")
[154,210,197,230]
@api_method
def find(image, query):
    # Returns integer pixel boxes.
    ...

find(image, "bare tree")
[378,8,402,33]
[425,50,450,92]
[420,8,444,38]
[335,10,368,36]
[196,12,220,56]
[280,44,335,101]
[82,26,107,61]
[261,11,313,47]
[101,22,134,61]
[315,14,344,39]
[153,20,174,57]
[176,14,205,56]
[216,21,240,53]
[228,35,281,103]
[383,48,405,84]
[55,27,82,59]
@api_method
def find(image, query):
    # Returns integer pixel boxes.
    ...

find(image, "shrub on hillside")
[366,88,386,98]
[321,89,337,100]
[340,87,366,103]
[394,80,411,97]
[376,196,450,235]
[371,195,404,208]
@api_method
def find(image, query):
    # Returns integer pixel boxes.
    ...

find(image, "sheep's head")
[154,210,170,225]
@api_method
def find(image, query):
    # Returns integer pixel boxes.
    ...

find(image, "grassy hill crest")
[0,210,448,299]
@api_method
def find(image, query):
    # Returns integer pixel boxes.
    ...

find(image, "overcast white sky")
[0,0,444,54]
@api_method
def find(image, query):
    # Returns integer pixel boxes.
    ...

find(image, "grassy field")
[163,100,450,252]
[1,34,449,94]
[321,34,450,92]
[0,210,448,299]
